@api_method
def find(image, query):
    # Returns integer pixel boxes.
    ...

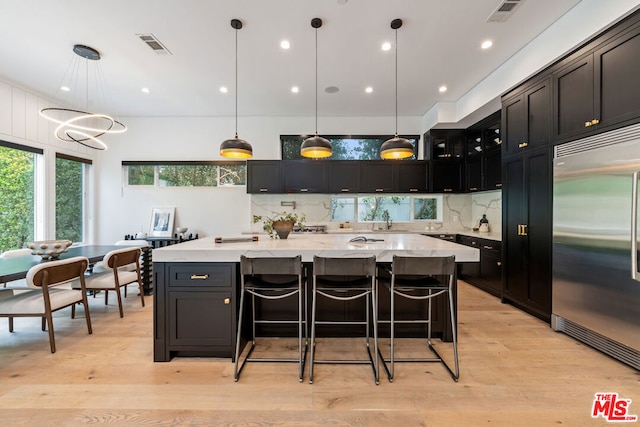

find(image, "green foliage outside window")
[357,196,411,222]
[127,163,245,187]
[0,146,35,252]
[128,165,154,185]
[281,135,418,160]
[55,157,84,243]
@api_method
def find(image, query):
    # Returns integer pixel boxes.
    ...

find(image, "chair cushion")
[0,288,83,314]
[81,270,139,290]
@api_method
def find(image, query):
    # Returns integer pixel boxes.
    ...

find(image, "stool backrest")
[391,255,456,276]
[26,256,89,288]
[104,247,142,270]
[313,256,376,277]
[240,255,302,275]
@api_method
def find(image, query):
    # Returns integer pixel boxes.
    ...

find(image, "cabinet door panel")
[169,291,232,347]
[527,81,552,150]
[361,161,394,192]
[503,95,525,156]
[484,150,502,190]
[502,156,526,301]
[327,161,360,193]
[596,27,640,126]
[525,149,551,312]
[466,156,481,192]
[282,160,327,193]
[430,160,463,193]
[554,56,594,140]
[247,161,282,193]
[395,161,427,193]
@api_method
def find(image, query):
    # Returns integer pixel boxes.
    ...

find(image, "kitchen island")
[153,233,479,361]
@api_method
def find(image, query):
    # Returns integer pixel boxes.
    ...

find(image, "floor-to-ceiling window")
[55,153,90,243]
[0,140,42,252]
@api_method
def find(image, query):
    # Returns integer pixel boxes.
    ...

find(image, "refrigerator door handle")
[632,172,640,281]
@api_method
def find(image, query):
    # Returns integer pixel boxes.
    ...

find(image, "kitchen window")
[123,161,246,187]
[330,195,442,223]
[55,153,91,243]
[281,135,419,160]
[0,140,42,252]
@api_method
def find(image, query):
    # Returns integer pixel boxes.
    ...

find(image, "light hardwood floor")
[0,281,637,426]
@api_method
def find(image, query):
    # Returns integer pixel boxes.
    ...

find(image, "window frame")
[55,153,92,244]
[280,134,419,160]
[122,160,246,187]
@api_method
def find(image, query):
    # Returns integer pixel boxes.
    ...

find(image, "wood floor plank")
[0,281,638,426]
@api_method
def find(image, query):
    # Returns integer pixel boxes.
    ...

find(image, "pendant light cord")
[314,25,318,135]
[394,27,398,137]
[234,26,238,139]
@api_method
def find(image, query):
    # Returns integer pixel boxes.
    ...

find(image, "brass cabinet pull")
[592,119,600,125]
[495,183,502,187]
[409,188,418,192]
[469,187,478,191]
[444,188,453,192]
[340,188,350,192]
[375,188,384,192]
[224,298,230,305]
[517,224,529,236]
[518,142,529,148]
[300,188,309,192]
[483,245,493,250]
[585,121,592,127]
[190,274,209,280]
[497,261,502,267]
[259,188,268,192]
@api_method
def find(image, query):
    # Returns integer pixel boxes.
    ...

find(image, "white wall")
[95,115,424,243]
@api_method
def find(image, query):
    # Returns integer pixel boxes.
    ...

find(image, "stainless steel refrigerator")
[552,123,640,370]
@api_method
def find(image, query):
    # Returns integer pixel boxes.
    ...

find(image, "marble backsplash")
[250,190,502,234]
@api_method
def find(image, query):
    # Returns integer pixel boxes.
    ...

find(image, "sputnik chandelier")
[39,44,126,150]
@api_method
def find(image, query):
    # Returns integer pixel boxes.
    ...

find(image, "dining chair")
[0,256,92,353]
[0,248,33,288]
[234,255,307,382]
[377,255,459,382]
[78,247,144,318]
[309,255,379,385]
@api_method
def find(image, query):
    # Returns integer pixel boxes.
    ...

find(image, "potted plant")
[253,212,305,239]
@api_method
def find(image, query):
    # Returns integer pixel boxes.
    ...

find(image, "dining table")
[0,245,123,283]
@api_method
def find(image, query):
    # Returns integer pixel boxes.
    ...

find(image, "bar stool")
[309,255,379,385]
[377,255,459,382]
[234,255,307,382]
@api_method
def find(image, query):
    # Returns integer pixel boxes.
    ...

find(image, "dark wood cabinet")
[465,111,502,192]
[484,149,502,190]
[466,156,481,192]
[502,148,552,321]
[430,160,463,193]
[457,235,502,297]
[360,161,394,193]
[282,160,327,193]
[553,24,640,142]
[394,161,428,193]
[503,78,552,157]
[246,160,282,193]
[327,161,360,193]
[426,129,465,160]
[154,262,237,361]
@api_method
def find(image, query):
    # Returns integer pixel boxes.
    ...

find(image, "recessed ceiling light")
[481,40,493,49]
[381,42,391,51]
[365,86,373,93]
[291,86,299,93]
[220,86,228,93]
[60,86,70,92]
[280,40,290,50]
[439,85,447,93]
[141,87,150,94]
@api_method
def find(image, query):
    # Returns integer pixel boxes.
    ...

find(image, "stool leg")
[372,280,379,385]
[309,278,317,384]
[448,289,460,381]
[298,279,304,382]
[234,287,246,381]
[390,280,395,381]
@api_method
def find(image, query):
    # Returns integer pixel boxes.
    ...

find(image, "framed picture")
[149,207,175,237]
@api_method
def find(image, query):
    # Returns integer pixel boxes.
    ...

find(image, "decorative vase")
[272,220,294,239]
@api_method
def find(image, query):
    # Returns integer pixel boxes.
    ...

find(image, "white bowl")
[176,227,188,233]
[27,240,72,260]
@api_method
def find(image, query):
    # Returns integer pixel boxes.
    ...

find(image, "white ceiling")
[0,0,583,119]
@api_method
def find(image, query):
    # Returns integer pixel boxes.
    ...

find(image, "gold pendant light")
[301,18,332,159]
[380,19,414,160]
[220,19,253,159]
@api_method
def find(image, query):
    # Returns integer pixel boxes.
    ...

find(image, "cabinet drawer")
[457,235,479,247]
[479,240,501,255]
[167,263,233,288]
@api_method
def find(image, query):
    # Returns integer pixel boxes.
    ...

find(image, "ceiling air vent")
[137,33,172,55]
[486,0,525,23]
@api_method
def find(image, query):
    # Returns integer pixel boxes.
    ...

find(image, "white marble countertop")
[326,228,502,241]
[153,233,480,263]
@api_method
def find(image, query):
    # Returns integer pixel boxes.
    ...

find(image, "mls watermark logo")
[592,392,638,422]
